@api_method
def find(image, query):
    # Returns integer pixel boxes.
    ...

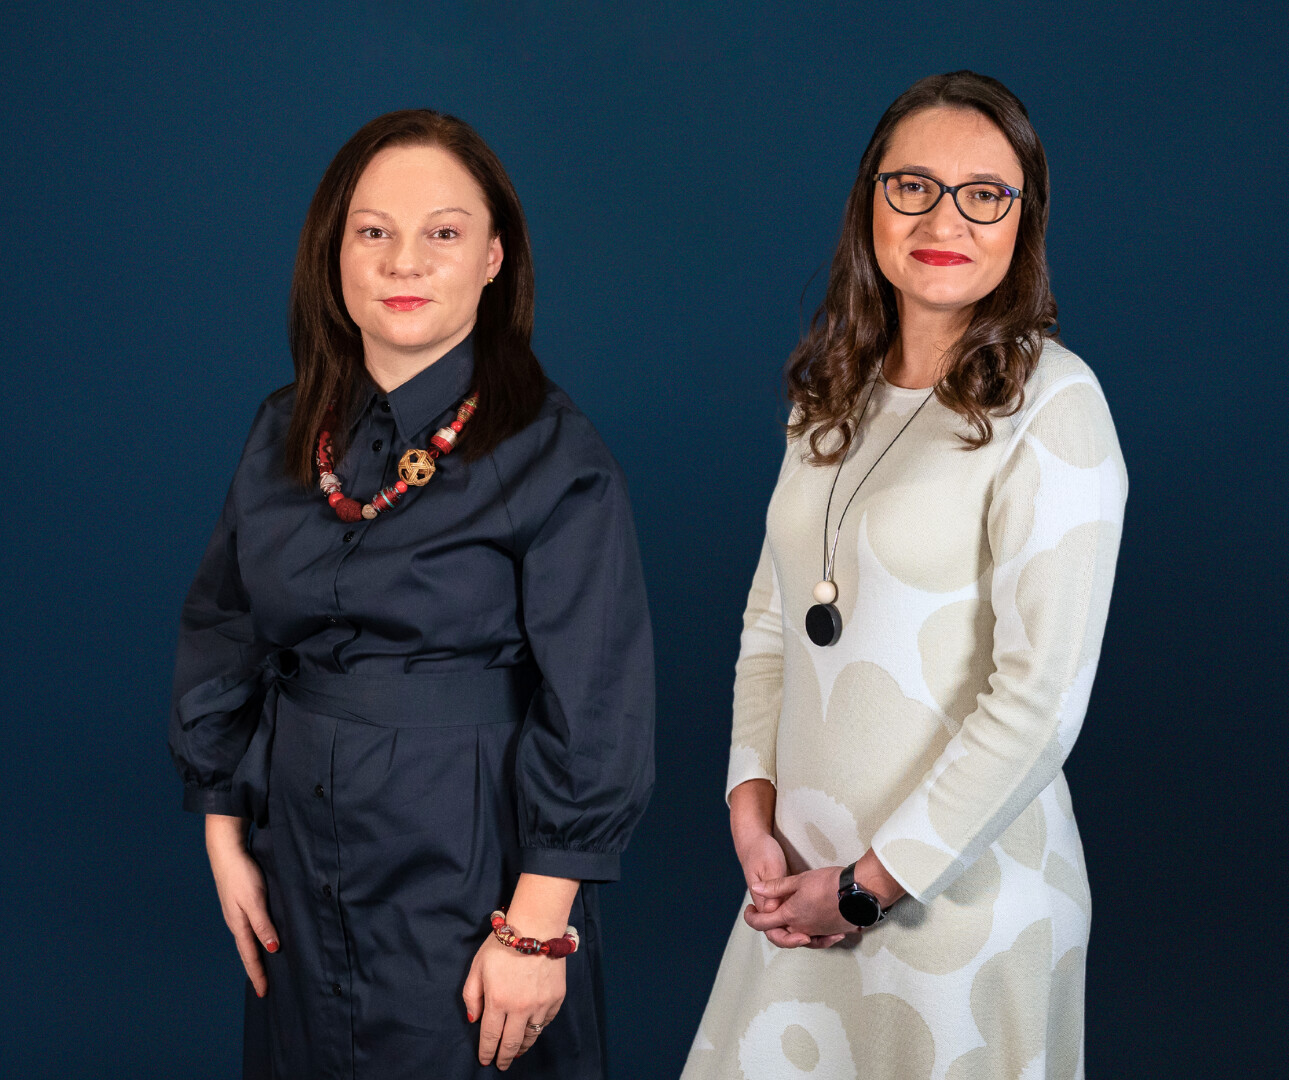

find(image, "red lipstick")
[911,249,972,266]
[381,297,430,311]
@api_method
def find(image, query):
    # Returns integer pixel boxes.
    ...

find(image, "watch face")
[838,886,881,928]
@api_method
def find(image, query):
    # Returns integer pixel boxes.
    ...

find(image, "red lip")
[381,297,430,311]
[911,249,972,266]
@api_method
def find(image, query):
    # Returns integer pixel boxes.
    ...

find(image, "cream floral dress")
[682,341,1127,1080]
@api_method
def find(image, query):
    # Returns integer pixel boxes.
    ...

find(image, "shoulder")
[236,383,295,457]
[491,380,625,484]
[1000,339,1127,480]
[486,382,633,549]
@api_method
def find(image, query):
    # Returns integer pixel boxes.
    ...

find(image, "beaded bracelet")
[490,909,580,959]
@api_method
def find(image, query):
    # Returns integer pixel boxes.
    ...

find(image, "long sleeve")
[725,426,803,801]
[168,415,276,817]
[870,374,1128,902]
[496,402,655,883]
[724,536,785,799]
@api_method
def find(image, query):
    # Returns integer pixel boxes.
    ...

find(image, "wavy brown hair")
[786,71,1058,462]
[284,109,546,485]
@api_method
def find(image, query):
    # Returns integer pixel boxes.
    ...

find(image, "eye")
[899,178,930,194]
[357,226,389,239]
[429,226,460,240]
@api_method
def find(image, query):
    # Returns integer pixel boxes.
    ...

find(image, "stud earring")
[486,277,495,284]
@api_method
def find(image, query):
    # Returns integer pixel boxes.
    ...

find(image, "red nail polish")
[466,1012,474,1023]
[256,988,266,999]
[266,940,279,953]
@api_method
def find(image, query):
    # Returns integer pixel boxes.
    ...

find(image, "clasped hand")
[736,828,905,950]
[734,829,848,948]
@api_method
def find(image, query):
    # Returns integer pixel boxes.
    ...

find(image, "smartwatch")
[837,862,888,928]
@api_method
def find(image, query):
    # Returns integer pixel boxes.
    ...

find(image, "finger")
[750,874,799,899]
[494,1010,529,1071]
[747,884,781,913]
[806,934,847,949]
[516,1014,544,1057]
[477,1006,505,1067]
[231,920,269,998]
[765,927,810,949]
[744,903,793,933]
[462,956,483,1025]
[245,902,280,956]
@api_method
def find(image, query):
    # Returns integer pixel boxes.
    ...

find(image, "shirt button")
[322,884,333,898]
[331,983,343,997]
[380,401,391,413]
[343,530,355,543]
[372,439,383,452]
[313,784,325,798]
[326,616,338,625]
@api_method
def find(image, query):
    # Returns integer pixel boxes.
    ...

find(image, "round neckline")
[875,371,939,398]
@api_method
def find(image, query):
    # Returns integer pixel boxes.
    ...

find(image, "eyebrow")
[890,165,1017,185]
[348,206,474,219]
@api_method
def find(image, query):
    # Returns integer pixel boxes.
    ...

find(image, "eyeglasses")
[874,172,1023,224]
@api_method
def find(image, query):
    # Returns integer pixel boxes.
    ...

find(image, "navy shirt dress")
[169,336,655,1079]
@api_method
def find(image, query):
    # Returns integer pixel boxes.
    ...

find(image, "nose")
[919,193,965,237]
[387,232,424,277]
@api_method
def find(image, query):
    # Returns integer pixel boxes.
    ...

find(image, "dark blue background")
[3,2,1284,1076]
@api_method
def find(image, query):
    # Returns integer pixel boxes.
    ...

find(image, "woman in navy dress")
[169,110,654,1079]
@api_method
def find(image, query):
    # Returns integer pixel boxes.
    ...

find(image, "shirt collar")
[355,333,476,445]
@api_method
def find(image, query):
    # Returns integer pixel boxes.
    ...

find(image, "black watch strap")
[837,861,888,928]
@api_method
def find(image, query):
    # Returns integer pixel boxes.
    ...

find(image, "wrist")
[505,873,578,940]
[854,849,904,909]
[205,813,250,855]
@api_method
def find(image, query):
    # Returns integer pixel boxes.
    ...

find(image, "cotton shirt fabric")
[170,335,654,1079]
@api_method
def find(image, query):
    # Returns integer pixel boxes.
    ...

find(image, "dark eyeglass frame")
[874,172,1024,224]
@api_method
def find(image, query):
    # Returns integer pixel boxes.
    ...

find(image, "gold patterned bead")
[398,448,436,486]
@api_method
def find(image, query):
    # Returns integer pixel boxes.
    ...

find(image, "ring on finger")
[526,1021,544,1034]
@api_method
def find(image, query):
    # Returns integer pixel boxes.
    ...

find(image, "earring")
[486,277,495,285]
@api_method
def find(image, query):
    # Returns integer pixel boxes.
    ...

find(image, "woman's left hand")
[463,936,565,1071]
[463,872,579,1070]
[744,866,853,944]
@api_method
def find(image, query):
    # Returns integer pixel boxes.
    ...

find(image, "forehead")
[350,144,487,210]
[881,106,1022,183]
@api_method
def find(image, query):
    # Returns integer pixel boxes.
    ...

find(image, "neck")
[885,299,973,388]
[363,320,475,394]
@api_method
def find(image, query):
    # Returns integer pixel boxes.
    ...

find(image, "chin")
[904,289,981,313]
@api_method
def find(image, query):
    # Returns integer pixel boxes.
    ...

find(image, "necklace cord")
[821,381,937,582]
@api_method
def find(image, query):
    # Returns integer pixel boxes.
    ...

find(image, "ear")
[486,233,504,281]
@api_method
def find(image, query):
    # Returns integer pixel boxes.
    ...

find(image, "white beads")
[319,472,341,494]
[812,580,838,604]
[361,504,378,520]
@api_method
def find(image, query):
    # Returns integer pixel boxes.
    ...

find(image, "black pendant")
[805,603,842,647]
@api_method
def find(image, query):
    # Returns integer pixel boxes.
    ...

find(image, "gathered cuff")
[181,785,244,817]
[519,845,620,883]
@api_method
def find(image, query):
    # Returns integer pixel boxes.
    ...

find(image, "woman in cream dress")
[683,73,1126,1080]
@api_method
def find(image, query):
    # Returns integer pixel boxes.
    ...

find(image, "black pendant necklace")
[806,377,937,647]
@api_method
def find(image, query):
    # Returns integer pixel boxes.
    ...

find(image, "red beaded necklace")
[315,392,479,523]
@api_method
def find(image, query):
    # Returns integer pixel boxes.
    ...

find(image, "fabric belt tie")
[174,650,539,824]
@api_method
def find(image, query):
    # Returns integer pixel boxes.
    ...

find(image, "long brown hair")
[786,71,1058,462]
[284,109,546,485]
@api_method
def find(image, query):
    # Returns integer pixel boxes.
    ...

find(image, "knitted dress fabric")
[682,342,1127,1080]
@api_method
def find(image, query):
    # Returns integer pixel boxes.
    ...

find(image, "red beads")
[315,392,478,523]
[488,909,580,959]
[334,498,364,523]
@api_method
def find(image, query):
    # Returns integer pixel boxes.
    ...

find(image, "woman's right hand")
[735,830,790,913]
[206,814,279,998]
[729,780,845,950]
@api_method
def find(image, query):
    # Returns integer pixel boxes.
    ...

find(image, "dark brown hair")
[786,71,1058,462]
[284,109,546,485]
